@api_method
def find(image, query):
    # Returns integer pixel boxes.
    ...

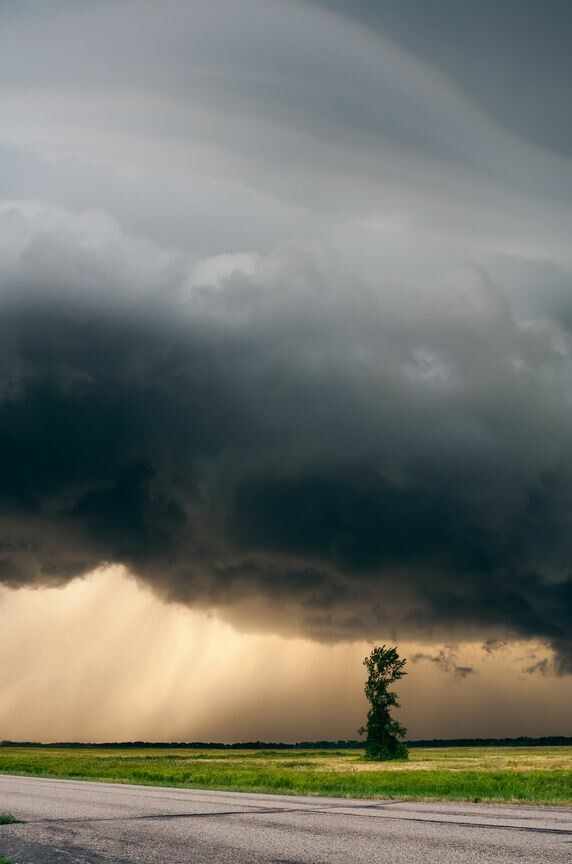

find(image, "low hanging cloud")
[523,658,556,677]
[482,638,508,656]
[1,202,572,672]
[411,647,476,680]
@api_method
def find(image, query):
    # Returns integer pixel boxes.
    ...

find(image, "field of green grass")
[0,746,570,804]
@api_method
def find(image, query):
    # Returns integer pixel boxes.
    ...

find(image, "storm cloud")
[1,202,571,668]
[1,1,572,673]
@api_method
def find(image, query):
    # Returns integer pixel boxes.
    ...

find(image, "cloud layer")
[1,2,572,673]
[1,203,571,669]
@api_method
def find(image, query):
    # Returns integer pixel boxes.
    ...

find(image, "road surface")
[1,774,571,863]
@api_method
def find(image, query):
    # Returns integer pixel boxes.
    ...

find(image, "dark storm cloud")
[1,0,572,676]
[1,205,572,671]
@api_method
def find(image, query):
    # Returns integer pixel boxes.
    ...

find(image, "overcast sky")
[1,0,571,740]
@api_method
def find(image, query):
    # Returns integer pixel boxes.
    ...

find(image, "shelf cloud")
[1,1,572,678]
[1,203,571,670]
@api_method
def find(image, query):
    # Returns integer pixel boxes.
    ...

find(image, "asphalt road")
[1,775,571,863]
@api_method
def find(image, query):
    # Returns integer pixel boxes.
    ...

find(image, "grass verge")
[0,815,20,826]
[0,746,571,804]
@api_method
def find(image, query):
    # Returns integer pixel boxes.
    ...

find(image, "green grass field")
[0,746,570,804]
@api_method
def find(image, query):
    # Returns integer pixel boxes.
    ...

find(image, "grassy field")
[0,746,570,804]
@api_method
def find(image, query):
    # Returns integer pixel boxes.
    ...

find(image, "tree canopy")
[360,645,408,760]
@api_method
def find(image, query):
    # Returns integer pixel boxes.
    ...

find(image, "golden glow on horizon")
[1,568,570,742]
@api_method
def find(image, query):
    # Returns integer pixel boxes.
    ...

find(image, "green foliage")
[360,645,408,760]
[0,813,20,825]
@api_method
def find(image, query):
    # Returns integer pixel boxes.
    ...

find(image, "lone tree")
[360,645,408,760]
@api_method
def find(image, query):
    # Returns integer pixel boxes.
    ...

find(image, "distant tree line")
[407,736,572,748]
[2,736,571,749]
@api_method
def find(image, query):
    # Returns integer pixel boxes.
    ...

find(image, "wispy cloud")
[411,647,476,680]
